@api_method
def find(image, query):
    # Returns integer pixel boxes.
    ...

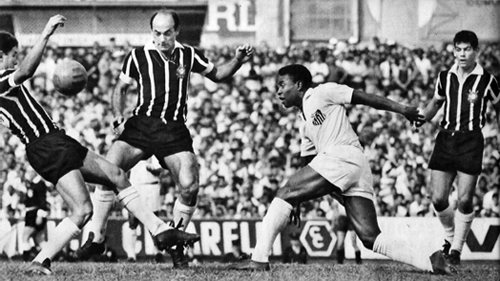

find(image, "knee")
[178,178,199,200]
[457,196,473,213]
[72,201,94,228]
[357,231,380,250]
[430,193,449,210]
[110,167,129,191]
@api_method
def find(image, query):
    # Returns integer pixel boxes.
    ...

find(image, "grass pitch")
[1,260,498,281]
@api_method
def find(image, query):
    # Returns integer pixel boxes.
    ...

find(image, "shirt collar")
[144,40,184,51]
[449,62,484,76]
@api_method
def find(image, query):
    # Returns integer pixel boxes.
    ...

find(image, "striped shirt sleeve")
[120,50,139,84]
[433,71,446,100]
[191,47,214,76]
[0,70,17,96]
[487,75,500,105]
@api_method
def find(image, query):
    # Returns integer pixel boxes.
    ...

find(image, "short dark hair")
[0,31,18,54]
[453,30,478,49]
[278,64,312,90]
[150,9,180,30]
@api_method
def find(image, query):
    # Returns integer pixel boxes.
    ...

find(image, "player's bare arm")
[111,78,129,134]
[14,15,66,85]
[421,97,444,122]
[350,89,425,123]
[205,44,254,82]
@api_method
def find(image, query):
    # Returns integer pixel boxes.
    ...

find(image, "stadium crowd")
[1,37,499,224]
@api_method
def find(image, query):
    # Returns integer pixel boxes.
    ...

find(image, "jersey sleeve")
[487,75,500,105]
[119,50,139,84]
[0,70,18,96]
[191,47,214,76]
[319,83,353,105]
[433,71,446,100]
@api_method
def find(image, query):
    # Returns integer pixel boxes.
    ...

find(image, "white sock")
[173,199,196,231]
[33,218,81,263]
[451,211,474,253]
[435,205,454,244]
[373,232,432,272]
[252,198,292,263]
[87,188,115,243]
[350,231,360,252]
[122,224,137,260]
[117,187,169,236]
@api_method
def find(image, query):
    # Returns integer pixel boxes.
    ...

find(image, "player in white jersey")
[231,64,450,274]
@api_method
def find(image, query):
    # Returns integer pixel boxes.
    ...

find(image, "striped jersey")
[434,63,500,131]
[0,69,59,144]
[119,41,214,123]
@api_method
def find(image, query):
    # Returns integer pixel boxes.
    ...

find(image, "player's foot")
[429,250,452,275]
[155,253,166,263]
[229,259,271,271]
[166,244,189,269]
[441,240,451,258]
[153,226,200,251]
[24,258,53,275]
[447,249,461,265]
[126,257,136,263]
[73,232,106,261]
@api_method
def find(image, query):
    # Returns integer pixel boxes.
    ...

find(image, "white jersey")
[300,83,362,155]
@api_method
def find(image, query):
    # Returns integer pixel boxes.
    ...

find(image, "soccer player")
[419,30,500,264]
[230,64,449,274]
[76,9,254,269]
[0,15,199,275]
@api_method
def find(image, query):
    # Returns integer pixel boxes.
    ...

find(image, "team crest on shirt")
[311,110,326,126]
[467,89,478,104]
[176,65,186,79]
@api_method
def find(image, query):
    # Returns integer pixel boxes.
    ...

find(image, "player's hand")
[289,203,301,227]
[235,44,254,63]
[404,106,426,128]
[42,15,66,38]
[112,116,125,135]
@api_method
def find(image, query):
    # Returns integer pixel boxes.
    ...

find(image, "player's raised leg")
[345,196,450,274]
[230,166,334,270]
[75,151,200,260]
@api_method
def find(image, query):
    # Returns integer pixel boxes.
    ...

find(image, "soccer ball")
[53,60,87,96]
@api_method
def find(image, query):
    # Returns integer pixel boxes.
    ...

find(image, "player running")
[0,15,199,275]
[230,64,450,274]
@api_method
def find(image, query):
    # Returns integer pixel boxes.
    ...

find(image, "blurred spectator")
[282,232,307,264]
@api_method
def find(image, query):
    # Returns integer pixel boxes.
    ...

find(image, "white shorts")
[309,145,374,201]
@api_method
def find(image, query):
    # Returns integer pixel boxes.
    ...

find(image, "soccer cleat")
[429,250,452,275]
[447,249,461,265]
[441,240,451,258]
[24,258,53,275]
[229,260,271,271]
[153,219,200,251]
[73,232,106,261]
[166,245,189,269]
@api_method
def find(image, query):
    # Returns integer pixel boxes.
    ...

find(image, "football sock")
[87,188,115,243]
[123,222,137,260]
[252,198,292,263]
[435,205,455,244]
[373,232,432,272]
[33,218,80,263]
[173,199,196,231]
[451,210,474,253]
[117,187,169,236]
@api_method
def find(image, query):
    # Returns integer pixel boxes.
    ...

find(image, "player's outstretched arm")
[14,15,66,85]
[205,44,254,82]
[420,97,444,124]
[351,89,425,123]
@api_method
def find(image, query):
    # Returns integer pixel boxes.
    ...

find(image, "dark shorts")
[428,130,484,175]
[26,130,89,185]
[25,209,47,231]
[117,116,194,167]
